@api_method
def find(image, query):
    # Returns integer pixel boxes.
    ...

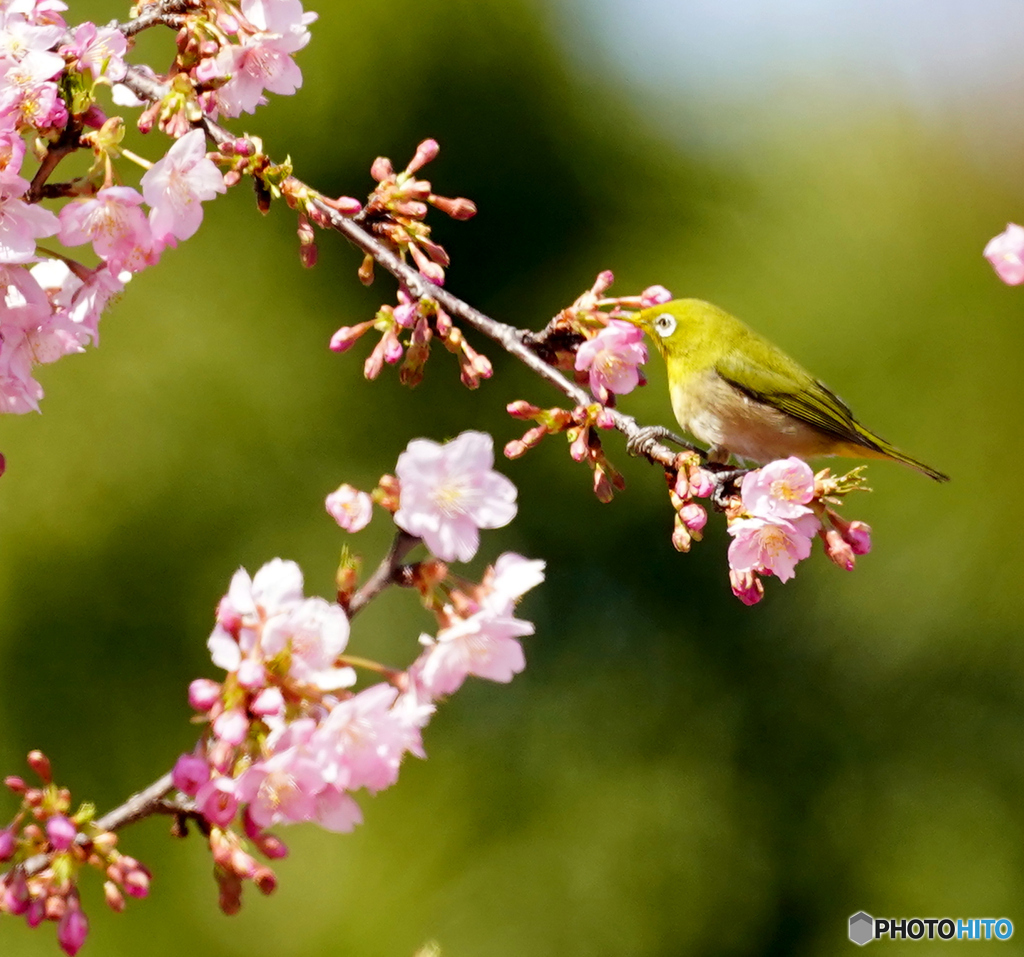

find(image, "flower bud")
[406,138,439,174]
[370,156,394,182]
[27,751,51,784]
[103,881,125,912]
[680,502,707,533]
[358,253,375,285]
[172,753,211,797]
[430,194,477,219]
[640,284,672,306]
[56,901,89,956]
[671,514,692,553]
[188,678,222,711]
[253,866,278,895]
[821,528,856,571]
[46,814,76,851]
[729,569,764,606]
[0,827,14,861]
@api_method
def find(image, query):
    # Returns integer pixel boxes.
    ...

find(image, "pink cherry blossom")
[412,604,532,699]
[58,186,159,273]
[482,552,546,614]
[65,264,127,344]
[188,677,221,710]
[325,483,373,532]
[574,319,647,402]
[172,753,211,796]
[141,129,226,242]
[234,746,326,828]
[0,172,58,262]
[62,21,127,81]
[260,596,355,691]
[727,512,820,583]
[740,457,816,520]
[195,775,239,827]
[312,785,363,833]
[211,0,315,117]
[984,223,1024,285]
[395,431,518,562]
[213,707,249,745]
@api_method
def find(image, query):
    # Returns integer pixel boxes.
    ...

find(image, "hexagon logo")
[849,912,874,946]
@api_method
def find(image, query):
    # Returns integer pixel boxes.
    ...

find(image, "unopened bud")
[104,881,125,912]
[671,514,692,553]
[406,138,439,174]
[729,569,764,606]
[821,528,856,571]
[5,775,25,793]
[593,467,615,504]
[27,751,51,784]
[358,253,375,286]
[370,156,394,182]
[507,399,541,419]
[216,870,243,916]
[640,284,672,307]
[434,307,452,338]
[680,502,707,533]
[592,270,614,295]
[253,866,277,895]
[394,200,428,219]
[223,169,242,188]
[430,194,477,219]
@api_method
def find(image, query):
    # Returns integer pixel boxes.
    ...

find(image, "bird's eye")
[654,313,676,337]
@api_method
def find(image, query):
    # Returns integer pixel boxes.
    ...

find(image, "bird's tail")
[846,425,949,482]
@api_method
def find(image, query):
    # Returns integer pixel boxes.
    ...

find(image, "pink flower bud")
[822,528,856,571]
[0,827,14,861]
[640,284,673,306]
[196,777,239,828]
[393,302,417,327]
[843,520,871,555]
[46,814,77,851]
[1,870,29,914]
[406,138,440,174]
[188,678,222,711]
[254,866,278,895]
[593,270,614,295]
[329,323,368,353]
[671,515,693,552]
[430,194,477,219]
[215,596,242,633]
[4,775,25,793]
[250,686,284,717]
[213,708,249,746]
[57,902,88,956]
[121,861,151,899]
[236,658,266,689]
[27,751,51,784]
[172,753,211,796]
[680,502,707,533]
[103,880,125,913]
[370,156,394,182]
[729,569,764,606]
[26,897,45,927]
[688,469,716,499]
[333,196,362,215]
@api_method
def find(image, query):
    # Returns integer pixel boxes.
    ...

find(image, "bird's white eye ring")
[654,313,676,338]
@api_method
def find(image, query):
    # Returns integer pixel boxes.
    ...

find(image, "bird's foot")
[702,463,748,509]
[626,426,691,458]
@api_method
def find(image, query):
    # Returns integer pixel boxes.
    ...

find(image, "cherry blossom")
[394,431,518,562]
[574,319,647,402]
[727,512,820,583]
[58,186,159,273]
[141,129,227,242]
[984,223,1024,285]
[325,483,373,532]
[740,456,816,520]
[0,172,58,262]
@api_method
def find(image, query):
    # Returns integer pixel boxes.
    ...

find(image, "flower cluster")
[327,140,488,388]
[984,222,1024,285]
[170,432,542,912]
[0,751,150,956]
[723,457,871,605]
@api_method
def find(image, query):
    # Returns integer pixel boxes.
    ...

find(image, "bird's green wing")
[714,347,868,447]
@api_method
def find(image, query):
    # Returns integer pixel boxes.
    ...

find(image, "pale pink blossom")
[312,683,419,793]
[196,775,239,827]
[251,685,284,717]
[58,186,159,273]
[212,0,315,117]
[141,129,226,242]
[65,264,127,344]
[0,172,57,261]
[727,512,820,583]
[395,431,518,562]
[312,785,363,833]
[574,319,647,402]
[412,604,532,698]
[0,118,24,175]
[260,596,354,690]
[325,483,373,532]
[984,223,1024,285]
[234,746,326,828]
[679,502,707,532]
[740,457,816,521]
[62,21,127,81]
[0,19,64,74]
[481,551,546,615]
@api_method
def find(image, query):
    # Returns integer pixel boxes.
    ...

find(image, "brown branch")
[347,530,420,617]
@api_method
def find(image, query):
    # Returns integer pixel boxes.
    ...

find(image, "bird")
[626,299,948,481]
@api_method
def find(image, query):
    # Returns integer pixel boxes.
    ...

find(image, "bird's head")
[624,300,697,360]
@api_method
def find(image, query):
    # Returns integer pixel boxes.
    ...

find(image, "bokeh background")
[2,0,1023,954]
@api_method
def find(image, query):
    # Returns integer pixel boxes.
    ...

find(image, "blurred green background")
[2,0,1023,954]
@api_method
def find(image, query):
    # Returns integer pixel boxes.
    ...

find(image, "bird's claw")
[626,425,691,458]
[703,464,747,509]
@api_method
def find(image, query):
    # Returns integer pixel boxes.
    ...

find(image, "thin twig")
[347,531,420,617]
